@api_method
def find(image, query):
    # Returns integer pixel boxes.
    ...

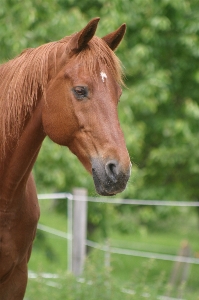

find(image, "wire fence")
[37,223,199,265]
[37,192,199,266]
[38,192,199,206]
[25,193,199,300]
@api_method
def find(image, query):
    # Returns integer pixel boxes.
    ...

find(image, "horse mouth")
[91,158,130,196]
[92,172,116,196]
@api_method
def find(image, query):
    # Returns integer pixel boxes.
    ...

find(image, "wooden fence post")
[167,240,191,297]
[72,188,88,276]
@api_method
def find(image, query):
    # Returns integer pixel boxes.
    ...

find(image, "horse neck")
[0,100,46,209]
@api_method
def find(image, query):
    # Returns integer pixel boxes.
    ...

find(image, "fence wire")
[37,223,199,265]
[38,193,199,207]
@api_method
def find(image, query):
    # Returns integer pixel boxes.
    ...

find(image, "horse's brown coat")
[0,18,131,299]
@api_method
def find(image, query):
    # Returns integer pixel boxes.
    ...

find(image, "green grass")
[26,252,199,300]
[26,200,199,299]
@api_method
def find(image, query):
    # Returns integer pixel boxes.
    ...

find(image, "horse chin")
[91,158,130,196]
[93,182,117,197]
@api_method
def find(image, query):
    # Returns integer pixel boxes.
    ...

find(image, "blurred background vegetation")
[1,0,199,235]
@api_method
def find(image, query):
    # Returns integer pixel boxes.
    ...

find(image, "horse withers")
[0,18,131,299]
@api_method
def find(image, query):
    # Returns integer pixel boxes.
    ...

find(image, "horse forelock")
[0,33,124,157]
[72,36,124,86]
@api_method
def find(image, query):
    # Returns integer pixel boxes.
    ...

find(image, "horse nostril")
[105,160,118,183]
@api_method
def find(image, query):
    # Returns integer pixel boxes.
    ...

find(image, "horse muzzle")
[91,158,131,196]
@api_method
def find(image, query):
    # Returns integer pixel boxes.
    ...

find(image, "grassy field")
[25,199,199,299]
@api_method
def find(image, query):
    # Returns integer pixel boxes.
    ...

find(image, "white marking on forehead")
[100,71,107,83]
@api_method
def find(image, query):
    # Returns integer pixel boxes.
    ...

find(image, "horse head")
[42,18,131,196]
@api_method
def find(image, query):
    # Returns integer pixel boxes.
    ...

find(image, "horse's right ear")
[69,17,100,52]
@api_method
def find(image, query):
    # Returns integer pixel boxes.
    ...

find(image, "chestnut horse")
[0,18,131,299]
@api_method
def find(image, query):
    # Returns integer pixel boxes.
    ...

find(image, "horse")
[0,17,131,299]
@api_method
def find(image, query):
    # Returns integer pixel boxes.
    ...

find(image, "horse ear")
[69,17,100,52]
[102,24,126,51]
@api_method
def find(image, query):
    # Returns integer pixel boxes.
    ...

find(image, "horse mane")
[0,34,123,156]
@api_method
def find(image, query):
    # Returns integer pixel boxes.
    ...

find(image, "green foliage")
[119,0,199,201]
[0,0,87,61]
[33,138,95,194]
[26,249,199,300]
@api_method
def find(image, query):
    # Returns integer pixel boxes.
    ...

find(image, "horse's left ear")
[69,17,100,52]
[102,24,126,51]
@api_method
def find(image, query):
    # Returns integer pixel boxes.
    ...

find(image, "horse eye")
[72,86,88,100]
